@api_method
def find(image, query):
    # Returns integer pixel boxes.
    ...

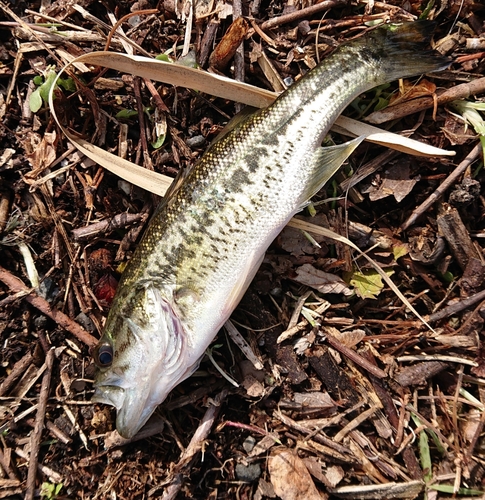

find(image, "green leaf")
[346,268,394,299]
[392,243,408,260]
[419,428,433,482]
[58,77,76,92]
[40,482,63,499]
[115,109,138,120]
[439,271,454,283]
[39,70,58,103]
[29,88,43,113]
[151,134,166,149]
[155,53,172,62]
[374,96,390,112]
[429,484,484,496]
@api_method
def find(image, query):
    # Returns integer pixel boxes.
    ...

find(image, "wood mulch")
[1,0,485,498]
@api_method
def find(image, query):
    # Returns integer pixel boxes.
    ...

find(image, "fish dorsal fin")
[300,136,365,205]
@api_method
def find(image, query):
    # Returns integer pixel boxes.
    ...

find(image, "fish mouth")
[92,383,155,439]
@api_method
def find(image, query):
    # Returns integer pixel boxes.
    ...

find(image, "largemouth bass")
[92,21,449,438]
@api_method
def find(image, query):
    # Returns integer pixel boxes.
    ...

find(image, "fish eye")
[94,343,113,367]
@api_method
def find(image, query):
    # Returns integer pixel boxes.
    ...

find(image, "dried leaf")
[330,328,366,348]
[293,263,353,296]
[209,17,249,71]
[390,78,437,106]
[287,219,436,333]
[365,162,417,202]
[332,116,454,158]
[268,450,325,500]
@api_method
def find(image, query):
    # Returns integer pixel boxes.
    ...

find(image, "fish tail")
[358,21,450,82]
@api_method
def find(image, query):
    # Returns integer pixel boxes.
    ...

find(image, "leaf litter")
[0,0,485,499]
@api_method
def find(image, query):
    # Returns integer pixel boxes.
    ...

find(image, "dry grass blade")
[65,51,276,108]
[286,219,437,334]
[333,116,455,157]
[55,129,173,197]
[48,52,454,199]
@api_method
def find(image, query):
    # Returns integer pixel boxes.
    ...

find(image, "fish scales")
[119,47,388,300]
[92,21,450,438]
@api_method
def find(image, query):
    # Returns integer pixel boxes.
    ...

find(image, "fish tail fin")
[359,21,450,82]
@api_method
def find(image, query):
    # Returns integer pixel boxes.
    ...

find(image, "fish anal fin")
[300,136,365,205]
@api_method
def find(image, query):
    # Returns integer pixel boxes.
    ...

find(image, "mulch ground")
[1,0,485,498]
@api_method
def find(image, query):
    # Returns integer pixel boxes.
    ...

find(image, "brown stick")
[0,266,97,347]
[260,0,347,30]
[25,349,55,500]
[0,351,34,397]
[366,77,485,124]
[25,418,72,445]
[325,332,387,378]
[0,448,18,481]
[71,212,147,240]
[437,205,481,271]
[0,189,11,234]
[427,288,485,323]
[158,390,227,500]
[401,143,482,231]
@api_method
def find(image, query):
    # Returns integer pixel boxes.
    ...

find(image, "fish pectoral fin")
[299,136,366,205]
[223,251,265,319]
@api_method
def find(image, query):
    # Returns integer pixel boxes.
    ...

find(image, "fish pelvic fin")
[299,136,365,206]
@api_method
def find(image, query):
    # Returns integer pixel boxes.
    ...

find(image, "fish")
[92,21,449,438]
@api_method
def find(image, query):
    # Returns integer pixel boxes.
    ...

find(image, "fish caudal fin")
[360,21,451,83]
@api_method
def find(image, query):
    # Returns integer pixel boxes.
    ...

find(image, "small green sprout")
[40,482,63,500]
[29,67,75,113]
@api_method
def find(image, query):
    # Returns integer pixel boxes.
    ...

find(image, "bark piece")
[459,257,485,297]
[437,203,480,270]
[209,17,249,71]
[308,346,359,406]
[394,361,449,387]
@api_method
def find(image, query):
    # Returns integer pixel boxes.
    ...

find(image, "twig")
[0,448,18,481]
[366,77,485,124]
[0,351,34,397]
[157,390,227,499]
[143,78,171,113]
[104,9,158,52]
[427,288,485,323]
[401,143,482,230]
[0,189,11,233]
[260,0,347,30]
[15,448,62,483]
[220,420,274,437]
[333,406,377,442]
[0,266,97,347]
[71,212,147,240]
[233,0,245,112]
[25,349,55,500]
[25,418,72,445]
[466,405,485,461]
[274,410,358,463]
[324,332,387,378]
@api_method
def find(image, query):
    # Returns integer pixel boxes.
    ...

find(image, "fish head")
[92,282,197,438]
